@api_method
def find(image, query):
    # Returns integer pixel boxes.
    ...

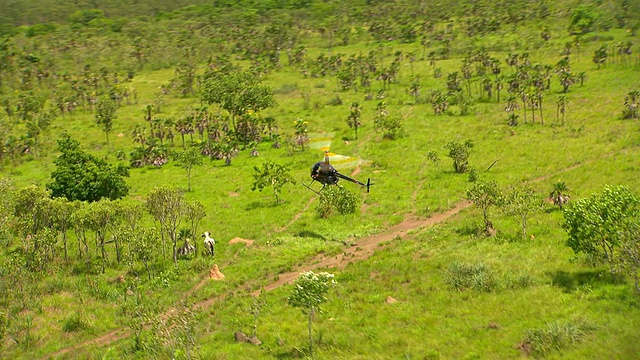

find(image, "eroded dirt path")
[47,142,615,358]
[256,200,472,294]
[44,198,471,359]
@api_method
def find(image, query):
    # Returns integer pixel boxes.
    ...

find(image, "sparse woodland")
[1,0,640,358]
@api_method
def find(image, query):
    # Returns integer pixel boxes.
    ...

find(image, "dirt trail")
[44,198,471,359]
[46,145,614,358]
[257,200,471,294]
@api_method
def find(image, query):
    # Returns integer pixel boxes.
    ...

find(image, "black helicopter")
[303,150,371,194]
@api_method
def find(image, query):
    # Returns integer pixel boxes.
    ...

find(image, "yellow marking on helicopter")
[308,133,369,170]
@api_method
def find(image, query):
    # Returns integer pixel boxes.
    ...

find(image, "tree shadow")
[549,269,624,292]
[295,230,326,240]
[455,222,480,237]
[274,347,307,359]
[244,200,280,210]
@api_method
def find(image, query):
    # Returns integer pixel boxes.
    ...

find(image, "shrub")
[445,261,498,292]
[316,186,359,218]
[327,95,343,106]
[504,271,536,290]
[62,312,88,332]
[520,319,592,356]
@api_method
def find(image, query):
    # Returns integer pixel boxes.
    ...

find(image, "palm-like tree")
[624,90,639,119]
[346,102,362,139]
[556,95,567,125]
[549,181,570,209]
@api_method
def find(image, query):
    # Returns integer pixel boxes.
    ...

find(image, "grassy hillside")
[1,1,640,359]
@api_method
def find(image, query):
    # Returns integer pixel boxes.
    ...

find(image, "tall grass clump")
[444,261,498,292]
[62,312,88,332]
[519,319,593,357]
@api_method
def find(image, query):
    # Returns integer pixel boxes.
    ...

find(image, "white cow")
[202,231,215,257]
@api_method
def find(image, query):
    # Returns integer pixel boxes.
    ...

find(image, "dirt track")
[45,145,605,358]
[43,198,471,359]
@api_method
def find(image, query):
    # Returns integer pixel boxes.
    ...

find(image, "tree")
[467,179,503,234]
[316,186,359,218]
[593,46,607,69]
[48,133,129,202]
[444,139,474,173]
[293,118,309,151]
[146,186,185,267]
[184,200,206,256]
[620,221,640,292]
[0,177,15,243]
[200,71,277,136]
[128,227,158,280]
[549,181,570,209]
[346,102,362,140]
[287,271,336,357]
[562,185,639,275]
[569,4,601,35]
[49,197,77,261]
[373,101,404,140]
[13,185,53,239]
[556,95,567,125]
[251,161,296,204]
[504,184,544,239]
[623,90,639,119]
[95,95,117,144]
[84,199,119,273]
[172,146,203,192]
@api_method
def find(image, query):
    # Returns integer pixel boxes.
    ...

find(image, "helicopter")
[303,150,372,194]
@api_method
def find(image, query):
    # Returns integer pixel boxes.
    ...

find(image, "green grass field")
[1,4,640,359]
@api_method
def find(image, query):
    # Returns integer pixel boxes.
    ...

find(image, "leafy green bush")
[316,186,359,218]
[445,261,498,292]
[520,319,592,356]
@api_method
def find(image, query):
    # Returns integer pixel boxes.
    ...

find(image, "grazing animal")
[177,238,195,257]
[202,231,215,257]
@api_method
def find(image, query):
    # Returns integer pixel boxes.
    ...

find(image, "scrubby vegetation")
[1,0,640,358]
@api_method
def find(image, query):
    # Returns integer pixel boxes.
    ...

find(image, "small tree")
[373,101,404,140]
[287,271,336,357]
[146,187,185,267]
[251,161,296,203]
[623,90,639,119]
[200,70,277,136]
[172,146,204,192]
[346,102,362,139]
[620,222,640,292]
[445,139,474,173]
[562,185,639,275]
[549,181,570,209]
[593,45,607,69]
[316,186,359,218]
[48,133,129,202]
[95,95,117,144]
[505,184,544,239]
[426,150,440,168]
[467,179,503,234]
[184,200,206,256]
[293,118,309,151]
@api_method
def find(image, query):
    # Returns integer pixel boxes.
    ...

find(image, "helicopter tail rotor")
[366,178,372,193]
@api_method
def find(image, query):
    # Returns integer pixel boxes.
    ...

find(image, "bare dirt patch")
[228,237,254,246]
[209,265,225,280]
